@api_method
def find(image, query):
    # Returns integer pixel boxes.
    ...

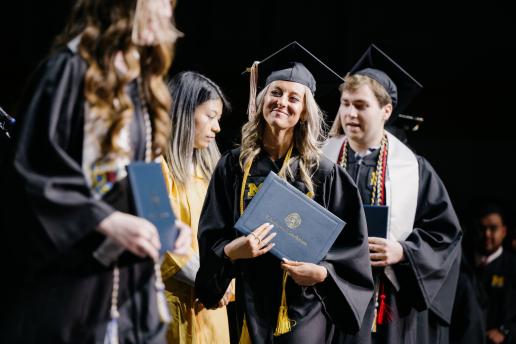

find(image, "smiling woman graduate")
[194,42,374,344]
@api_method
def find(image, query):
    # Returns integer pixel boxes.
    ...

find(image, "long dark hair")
[165,71,230,184]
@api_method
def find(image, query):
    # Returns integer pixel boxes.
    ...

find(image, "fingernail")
[269,224,275,228]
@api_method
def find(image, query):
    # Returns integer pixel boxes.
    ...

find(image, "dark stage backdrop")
[1,1,515,230]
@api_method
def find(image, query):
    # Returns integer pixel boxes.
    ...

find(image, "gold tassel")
[246,61,259,120]
[274,270,292,336]
[371,276,380,333]
[371,308,378,333]
[239,316,252,344]
[154,262,172,323]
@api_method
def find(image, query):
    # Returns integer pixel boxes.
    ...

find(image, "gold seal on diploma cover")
[285,213,302,229]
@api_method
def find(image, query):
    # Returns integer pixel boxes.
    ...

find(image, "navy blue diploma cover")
[126,162,178,256]
[363,205,389,238]
[234,172,345,264]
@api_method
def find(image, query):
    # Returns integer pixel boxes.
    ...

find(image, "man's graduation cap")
[0,106,15,140]
[245,41,344,118]
[348,44,423,120]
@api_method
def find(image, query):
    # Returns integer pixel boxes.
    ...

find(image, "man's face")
[480,213,507,254]
[338,84,391,147]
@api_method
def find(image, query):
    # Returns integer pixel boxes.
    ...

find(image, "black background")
[1,1,515,228]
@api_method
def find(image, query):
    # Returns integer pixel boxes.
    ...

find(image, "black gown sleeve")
[315,162,375,334]
[396,156,462,324]
[195,151,238,309]
[10,50,114,256]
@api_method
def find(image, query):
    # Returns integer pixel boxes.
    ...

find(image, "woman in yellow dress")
[161,71,232,343]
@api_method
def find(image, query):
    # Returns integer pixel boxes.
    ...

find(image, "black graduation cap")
[348,44,423,119]
[244,41,344,117]
[255,41,344,94]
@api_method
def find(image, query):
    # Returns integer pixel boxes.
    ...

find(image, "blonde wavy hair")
[239,83,326,196]
[55,0,175,159]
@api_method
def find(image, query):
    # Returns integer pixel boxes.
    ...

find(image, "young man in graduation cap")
[195,42,374,343]
[323,44,462,344]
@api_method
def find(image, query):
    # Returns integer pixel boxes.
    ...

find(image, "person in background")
[475,204,516,344]
[160,71,232,343]
[0,0,191,342]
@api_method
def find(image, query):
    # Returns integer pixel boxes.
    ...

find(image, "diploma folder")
[363,205,389,238]
[234,172,345,264]
[126,162,178,256]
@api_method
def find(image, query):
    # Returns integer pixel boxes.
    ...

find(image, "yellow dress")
[160,158,230,344]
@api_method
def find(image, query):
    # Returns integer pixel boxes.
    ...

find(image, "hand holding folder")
[126,162,179,256]
[223,222,277,260]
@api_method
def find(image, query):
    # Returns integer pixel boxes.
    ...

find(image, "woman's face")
[193,98,223,149]
[262,80,306,132]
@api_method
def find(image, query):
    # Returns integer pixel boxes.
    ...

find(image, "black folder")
[363,205,389,238]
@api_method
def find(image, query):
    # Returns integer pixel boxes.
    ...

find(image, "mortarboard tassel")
[154,262,172,323]
[238,316,251,344]
[238,142,297,338]
[274,270,293,336]
[246,61,259,120]
[371,309,377,333]
[377,293,387,324]
[376,281,392,325]
[371,278,392,332]
[371,275,380,333]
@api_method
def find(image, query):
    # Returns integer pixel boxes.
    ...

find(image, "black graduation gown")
[477,250,516,343]
[0,48,166,343]
[449,255,486,344]
[337,148,462,344]
[194,148,374,344]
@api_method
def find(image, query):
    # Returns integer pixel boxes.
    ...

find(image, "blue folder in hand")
[126,162,178,256]
[363,205,389,238]
[234,172,345,264]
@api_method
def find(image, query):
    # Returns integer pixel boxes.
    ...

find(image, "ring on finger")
[250,232,259,241]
